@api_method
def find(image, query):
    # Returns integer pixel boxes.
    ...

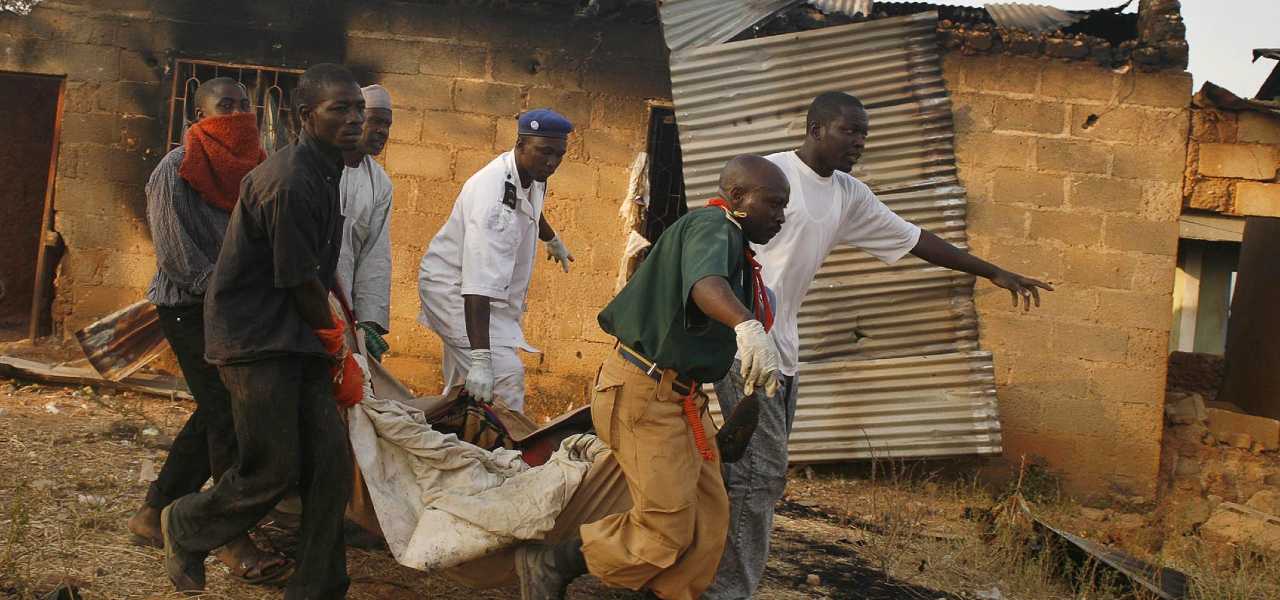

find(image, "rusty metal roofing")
[664,10,1002,462]
[657,0,797,54]
[984,3,1081,32]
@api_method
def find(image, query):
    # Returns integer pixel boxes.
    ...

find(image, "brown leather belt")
[616,343,696,396]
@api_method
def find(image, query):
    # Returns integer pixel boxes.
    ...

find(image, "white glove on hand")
[545,235,575,273]
[465,348,495,404]
[735,319,781,398]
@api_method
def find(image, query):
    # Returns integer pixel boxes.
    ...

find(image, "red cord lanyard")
[705,199,773,333]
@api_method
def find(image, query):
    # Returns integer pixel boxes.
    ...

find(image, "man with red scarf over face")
[128,77,292,586]
[514,155,788,600]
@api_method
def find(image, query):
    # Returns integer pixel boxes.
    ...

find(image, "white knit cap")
[361,84,392,110]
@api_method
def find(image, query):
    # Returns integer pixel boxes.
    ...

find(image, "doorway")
[0,72,62,341]
[642,105,687,244]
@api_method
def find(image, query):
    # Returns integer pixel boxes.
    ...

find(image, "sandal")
[219,545,295,586]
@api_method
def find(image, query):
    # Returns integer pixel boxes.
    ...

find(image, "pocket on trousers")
[591,369,624,446]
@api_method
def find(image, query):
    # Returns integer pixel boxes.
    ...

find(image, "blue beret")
[518,108,573,139]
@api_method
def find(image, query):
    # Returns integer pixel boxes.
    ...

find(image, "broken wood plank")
[0,355,190,401]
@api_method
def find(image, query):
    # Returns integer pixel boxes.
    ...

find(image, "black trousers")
[169,356,352,599]
[146,303,236,509]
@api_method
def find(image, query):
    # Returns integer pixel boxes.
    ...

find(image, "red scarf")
[706,198,773,333]
[179,112,266,212]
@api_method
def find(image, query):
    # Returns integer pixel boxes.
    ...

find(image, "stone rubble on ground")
[1164,392,1207,425]
[1206,407,1280,451]
[1200,501,1280,554]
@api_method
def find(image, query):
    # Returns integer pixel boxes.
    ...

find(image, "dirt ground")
[1,368,1277,600]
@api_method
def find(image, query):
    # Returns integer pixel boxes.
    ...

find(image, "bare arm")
[909,229,1054,310]
[463,294,491,350]
[690,276,754,329]
[538,214,555,242]
[291,276,335,330]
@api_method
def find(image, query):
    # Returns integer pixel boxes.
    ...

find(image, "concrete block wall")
[1184,108,1280,217]
[945,54,1191,499]
[0,2,670,420]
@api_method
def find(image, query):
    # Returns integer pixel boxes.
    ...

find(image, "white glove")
[465,348,495,404]
[545,235,574,273]
[734,319,781,398]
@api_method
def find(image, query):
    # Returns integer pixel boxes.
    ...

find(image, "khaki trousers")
[580,352,729,600]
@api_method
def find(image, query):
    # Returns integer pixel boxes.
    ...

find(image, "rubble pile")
[1158,391,1280,555]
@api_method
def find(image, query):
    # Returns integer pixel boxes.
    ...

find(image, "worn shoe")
[160,504,207,594]
[515,538,587,600]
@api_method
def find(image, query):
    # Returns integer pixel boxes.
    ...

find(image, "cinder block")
[1089,364,1168,406]
[491,48,582,90]
[387,109,423,144]
[975,238,1063,281]
[1126,328,1169,366]
[1129,254,1176,293]
[377,74,453,111]
[1069,175,1142,212]
[1138,110,1191,149]
[1233,182,1280,218]
[453,80,523,117]
[1190,108,1237,143]
[453,149,494,183]
[1040,60,1115,101]
[956,54,1040,94]
[1062,248,1133,289]
[1112,143,1186,181]
[1070,105,1147,143]
[60,113,119,145]
[1197,143,1278,180]
[385,143,452,181]
[1139,181,1182,222]
[1097,289,1174,330]
[956,132,1035,169]
[583,128,641,167]
[387,1,461,39]
[1028,209,1103,245]
[1037,138,1109,174]
[493,123,518,153]
[949,92,999,133]
[967,202,1030,238]
[1187,177,1232,212]
[546,161,597,200]
[528,88,592,129]
[424,111,494,149]
[992,168,1064,207]
[1237,112,1280,145]
[994,99,1066,134]
[1122,71,1192,108]
[1206,408,1280,451]
[1054,321,1129,363]
[582,61,671,100]
[1103,216,1178,255]
[417,41,465,77]
[347,38,424,75]
[591,94,649,133]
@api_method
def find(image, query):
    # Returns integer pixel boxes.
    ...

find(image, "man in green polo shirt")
[514,155,790,600]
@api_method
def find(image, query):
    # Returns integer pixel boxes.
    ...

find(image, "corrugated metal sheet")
[985,3,1082,33]
[809,0,874,17]
[666,11,1002,461]
[658,0,798,54]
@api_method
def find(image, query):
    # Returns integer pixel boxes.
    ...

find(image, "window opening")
[642,106,687,244]
[166,59,304,154]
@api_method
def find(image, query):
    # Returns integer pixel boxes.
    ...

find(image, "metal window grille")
[642,106,688,243]
[166,59,304,154]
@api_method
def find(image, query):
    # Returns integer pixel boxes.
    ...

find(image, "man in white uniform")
[705,92,1054,599]
[337,84,394,361]
[417,109,575,412]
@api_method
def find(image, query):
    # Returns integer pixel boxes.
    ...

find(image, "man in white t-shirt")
[705,92,1053,599]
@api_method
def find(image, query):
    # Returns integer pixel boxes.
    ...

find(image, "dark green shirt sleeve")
[679,213,740,335]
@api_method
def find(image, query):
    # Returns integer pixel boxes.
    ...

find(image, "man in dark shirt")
[515,155,789,600]
[129,77,291,584]
[161,63,365,600]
